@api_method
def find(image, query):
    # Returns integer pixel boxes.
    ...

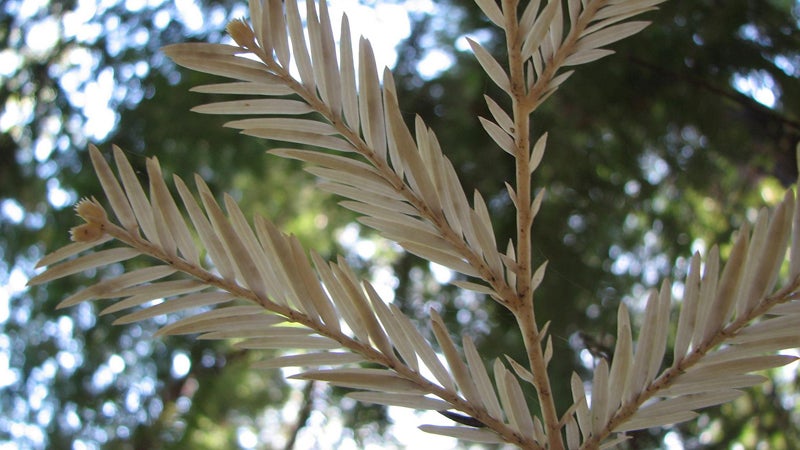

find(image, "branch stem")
[260,40,519,305]
[98,219,540,448]
[502,1,563,448]
[523,0,608,110]
[516,306,564,450]
[503,0,534,307]
[581,275,800,448]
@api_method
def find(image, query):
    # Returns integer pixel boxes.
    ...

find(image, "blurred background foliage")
[1,0,799,448]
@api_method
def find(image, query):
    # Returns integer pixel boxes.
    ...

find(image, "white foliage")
[28,1,800,449]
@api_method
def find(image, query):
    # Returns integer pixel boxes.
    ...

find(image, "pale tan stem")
[258,45,519,306]
[501,1,564,448]
[516,305,564,450]
[579,275,800,449]
[524,0,608,110]
[98,219,541,448]
[502,0,533,307]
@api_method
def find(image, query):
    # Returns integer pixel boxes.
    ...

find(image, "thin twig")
[91,213,539,448]
[502,0,563,448]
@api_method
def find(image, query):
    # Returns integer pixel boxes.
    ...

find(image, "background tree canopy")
[2,0,798,448]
